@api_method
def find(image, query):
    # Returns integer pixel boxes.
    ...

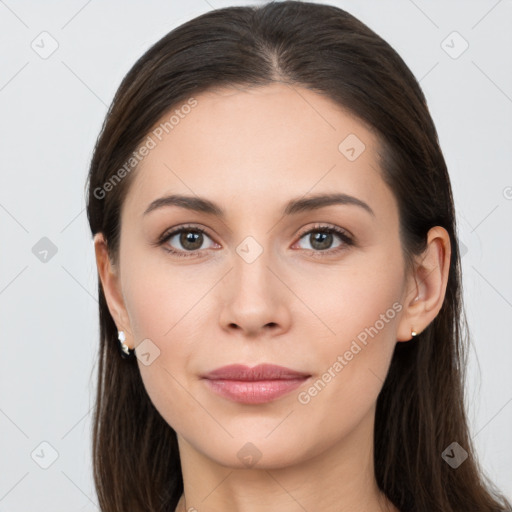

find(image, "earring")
[118,330,135,359]
[411,329,417,337]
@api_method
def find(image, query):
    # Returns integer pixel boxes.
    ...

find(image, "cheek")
[120,252,209,430]
[295,249,404,407]
[125,282,197,435]
[296,247,404,348]
[122,244,204,339]
[123,265,201,361]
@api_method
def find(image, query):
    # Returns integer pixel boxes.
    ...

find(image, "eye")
[156,223,354,259]
[293,224,354,256]
[158,225,218,258]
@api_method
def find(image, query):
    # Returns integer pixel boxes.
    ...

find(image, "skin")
[94,83,450,512]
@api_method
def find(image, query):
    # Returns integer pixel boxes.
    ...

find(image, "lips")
[201,364,311,404]
[202,363,310,381]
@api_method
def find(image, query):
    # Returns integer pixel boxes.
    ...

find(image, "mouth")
[200,364,311,404]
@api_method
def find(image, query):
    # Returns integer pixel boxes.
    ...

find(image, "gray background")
[0,0,511,510]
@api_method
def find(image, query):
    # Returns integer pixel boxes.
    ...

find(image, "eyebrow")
[143,192,375,218]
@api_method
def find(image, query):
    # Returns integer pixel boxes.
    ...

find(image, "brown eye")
[160,225,217,257]
[178,230,204,251]
[307,231,335,251]
[295,226,353,254]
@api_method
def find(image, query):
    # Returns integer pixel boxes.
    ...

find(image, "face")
[106,83,416,469]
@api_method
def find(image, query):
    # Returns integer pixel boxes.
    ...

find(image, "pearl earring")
[411,330,417,337]
[118,330,135,359]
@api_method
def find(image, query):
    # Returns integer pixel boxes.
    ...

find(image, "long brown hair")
[85,2,512,511]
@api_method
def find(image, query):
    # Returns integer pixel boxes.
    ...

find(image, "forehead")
[122,83,395,221]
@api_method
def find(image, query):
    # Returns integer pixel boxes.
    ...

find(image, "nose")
[218,241,292,338]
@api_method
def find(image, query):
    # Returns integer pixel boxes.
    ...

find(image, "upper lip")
[201,364,310,381]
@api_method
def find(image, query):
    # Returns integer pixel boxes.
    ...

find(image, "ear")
[93,232,134,350]
[396,226,451,342]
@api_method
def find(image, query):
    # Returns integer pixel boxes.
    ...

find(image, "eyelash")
[156,223,354,259]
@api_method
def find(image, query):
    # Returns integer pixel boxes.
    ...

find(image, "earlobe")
[93,233,133,347]
[396,226,451,343]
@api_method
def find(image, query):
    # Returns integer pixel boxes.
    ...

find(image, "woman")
[86,2,512,511]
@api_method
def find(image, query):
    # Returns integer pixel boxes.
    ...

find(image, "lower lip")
[203,378,309,404]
